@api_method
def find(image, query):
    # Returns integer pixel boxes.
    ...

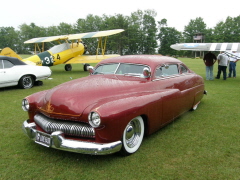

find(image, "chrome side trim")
[22,120,122,155]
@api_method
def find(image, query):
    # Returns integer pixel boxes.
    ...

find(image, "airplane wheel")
[84,64,90,71]
[65,64,72,71]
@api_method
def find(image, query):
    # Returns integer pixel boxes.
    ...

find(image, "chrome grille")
[34,114,95,138]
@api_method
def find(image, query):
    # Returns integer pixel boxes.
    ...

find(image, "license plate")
[35,131,51,147]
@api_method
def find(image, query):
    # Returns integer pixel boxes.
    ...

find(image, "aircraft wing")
[65,54,120,64]
[24,29,124,44]
[24,35,68,43]
[223,51,240,59]
[67,29,124,40]
[170,43,240,52]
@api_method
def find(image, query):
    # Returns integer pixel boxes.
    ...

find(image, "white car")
[0,56,52,89]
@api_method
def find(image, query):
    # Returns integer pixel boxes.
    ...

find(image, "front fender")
[89,90,175,142]
[25,90,48,121]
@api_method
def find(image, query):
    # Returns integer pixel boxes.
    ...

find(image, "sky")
[1,0,240,32]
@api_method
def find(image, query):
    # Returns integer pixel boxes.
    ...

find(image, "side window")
[3,60,14,69]
[162,64,179,76]
[0,60,3,69]
[180,64,188,74]
[155,67,162,77]
[155,64,179,78]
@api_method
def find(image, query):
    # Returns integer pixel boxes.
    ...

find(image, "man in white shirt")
[216,52,229,80]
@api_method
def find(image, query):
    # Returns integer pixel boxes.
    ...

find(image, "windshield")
[93,63,150,77]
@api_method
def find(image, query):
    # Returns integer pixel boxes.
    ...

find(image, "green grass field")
[0,57,240,180]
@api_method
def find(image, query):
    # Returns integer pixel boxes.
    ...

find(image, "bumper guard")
[22,120,122,155]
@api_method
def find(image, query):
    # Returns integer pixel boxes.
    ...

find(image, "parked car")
[0,56,51,89]
[22,55,206,155]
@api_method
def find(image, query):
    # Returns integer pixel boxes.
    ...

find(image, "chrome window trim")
[94,62,151,78]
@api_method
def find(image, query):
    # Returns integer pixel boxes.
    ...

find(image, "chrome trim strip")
[22,120,122,155]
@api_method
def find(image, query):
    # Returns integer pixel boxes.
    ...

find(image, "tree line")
[1,9,240,57]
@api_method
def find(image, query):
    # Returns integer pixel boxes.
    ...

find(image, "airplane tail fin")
[0,47,23,60]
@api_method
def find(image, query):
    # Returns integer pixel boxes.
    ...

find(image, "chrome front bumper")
[22,120,122,155]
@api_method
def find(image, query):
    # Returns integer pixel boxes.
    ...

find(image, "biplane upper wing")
[170,43,240,52]
[24,35,68,43]
[65,54,121,64]
[24,29,124,43]
[68,29,124,40]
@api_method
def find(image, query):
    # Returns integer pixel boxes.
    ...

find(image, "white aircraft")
[170,43,240,52]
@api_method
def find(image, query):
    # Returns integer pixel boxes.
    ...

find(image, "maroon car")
[22,55,206,155]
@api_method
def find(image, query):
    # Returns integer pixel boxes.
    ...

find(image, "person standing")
[216,52,229,80]
[228,51,239,78]
[203,52,217,80]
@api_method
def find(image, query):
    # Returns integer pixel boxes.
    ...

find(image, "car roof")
[0,56,26,65]
[99,55,182,67]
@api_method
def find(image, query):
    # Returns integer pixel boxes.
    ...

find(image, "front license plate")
[35,131,51,147]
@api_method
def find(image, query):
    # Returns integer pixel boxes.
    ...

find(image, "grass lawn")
[0,57,240,180]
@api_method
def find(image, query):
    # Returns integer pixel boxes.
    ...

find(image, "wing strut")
[96,36,108,56]
[34,43,44,54]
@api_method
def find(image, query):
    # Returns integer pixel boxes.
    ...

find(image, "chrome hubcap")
[23,77,32,88]
[125,119,141,148]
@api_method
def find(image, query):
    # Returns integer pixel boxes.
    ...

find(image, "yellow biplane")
[0,29,124,71]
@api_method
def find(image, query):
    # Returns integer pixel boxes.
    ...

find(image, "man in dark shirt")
[203,52,217,80]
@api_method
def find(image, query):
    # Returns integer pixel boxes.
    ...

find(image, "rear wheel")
[83,63,90,71]
[18,75,34,89]
[65,64,72,71]
[121,116,144,155]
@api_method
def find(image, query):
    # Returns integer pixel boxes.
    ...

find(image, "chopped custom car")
[0,56,51,89]
[22,55,206,155]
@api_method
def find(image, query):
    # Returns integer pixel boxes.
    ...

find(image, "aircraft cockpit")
[49,43,70,54]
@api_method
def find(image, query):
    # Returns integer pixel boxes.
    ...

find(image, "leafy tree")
[18,23,47,53]
[158,26,182,56]
[213,16,240,42]
[0,27,19,51]
[101,14,128,55]
[142,10,158,54]
[126,9,157,54]
[125,11,141,54]
[183,17,207,42]
[1,12,240,55]
[57,22,74,35]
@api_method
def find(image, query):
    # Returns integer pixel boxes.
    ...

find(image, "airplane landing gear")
[65,64,72,71]
[83,64,90,71]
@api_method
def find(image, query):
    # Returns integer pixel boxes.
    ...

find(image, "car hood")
[38,75,148,119]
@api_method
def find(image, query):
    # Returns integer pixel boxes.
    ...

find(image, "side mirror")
[88,66,94,74]
[163,64,169,69]
[143,67,151,78]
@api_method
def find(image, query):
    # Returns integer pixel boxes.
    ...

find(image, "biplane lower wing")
[171,43,240,52]
[65,54,120,64]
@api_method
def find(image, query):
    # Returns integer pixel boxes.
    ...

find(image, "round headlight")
[22,99,30,111]
[88,112,101,128]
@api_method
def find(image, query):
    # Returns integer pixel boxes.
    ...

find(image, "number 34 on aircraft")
[0,29,124,71]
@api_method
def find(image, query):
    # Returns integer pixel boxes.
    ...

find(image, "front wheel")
[121,116,144,155]
[18,75,34,89]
